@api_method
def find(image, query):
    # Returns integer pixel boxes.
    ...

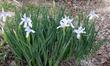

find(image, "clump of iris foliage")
[2,2,102,66]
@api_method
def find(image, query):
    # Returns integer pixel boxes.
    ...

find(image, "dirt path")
[97,0,110,12]
[95,0,110,41]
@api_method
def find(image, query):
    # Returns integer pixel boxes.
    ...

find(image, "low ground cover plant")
[2,2,102,66]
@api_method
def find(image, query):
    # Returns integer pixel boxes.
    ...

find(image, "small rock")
[10,61,16,66]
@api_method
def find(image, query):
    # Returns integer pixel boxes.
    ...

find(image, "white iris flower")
[20,13,32,28]
[73,26,86,39]
[57,15,74,29]
[88,10,99,20]
[0,8,12,22]
[25,26,35,38]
